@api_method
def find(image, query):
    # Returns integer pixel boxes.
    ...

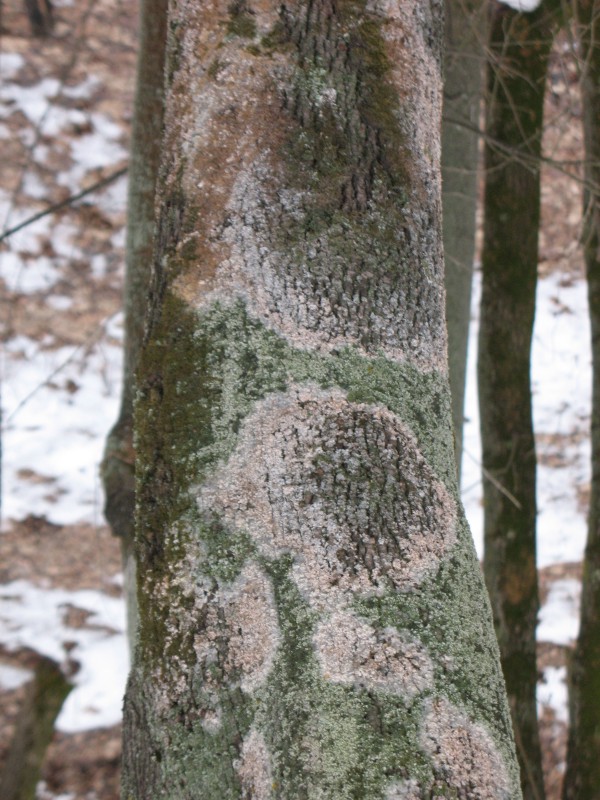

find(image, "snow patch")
[0,580,128,732]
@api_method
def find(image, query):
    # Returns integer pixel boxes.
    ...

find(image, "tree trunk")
[442,0,485,478]
[563,3,600,798]
[122,1,522,797]
[102,0,168,648]
[0,656,71,800]
[478,3,561,799]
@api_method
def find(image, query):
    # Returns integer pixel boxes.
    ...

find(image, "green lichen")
[257,560,434,798]
[200,514,256,583]
[227,0,257,39]
[132,289,523,795]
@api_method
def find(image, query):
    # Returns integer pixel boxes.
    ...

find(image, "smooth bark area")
[563,3,600,797]
[122,1,522,798]
[478,3,561,798]
[101,0,168,647]
[442,0,485,477]
[0,656,71,800]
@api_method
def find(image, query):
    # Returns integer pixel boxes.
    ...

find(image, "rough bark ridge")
[102,0,168,646]
[478,3,561,799]
[442,0,485,477]
[563,2,600,797]
[122,1,522,798]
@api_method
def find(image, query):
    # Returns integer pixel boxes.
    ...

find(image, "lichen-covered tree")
[102,0,168,646]
[122,1,523,797]
[563,2,600,798]
[442,0,485,477]
[478,3,562,799]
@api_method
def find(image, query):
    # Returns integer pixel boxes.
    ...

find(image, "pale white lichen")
[420,697,512,799]
[313,608,433,696]
[199,384,457,610]
[384,779,422,799]
[236,726,273,800]
[193,562,281,695]
[223,562,281,693]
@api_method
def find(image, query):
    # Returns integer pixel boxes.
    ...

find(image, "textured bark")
[442,0,485,477]
[478,3,561,799]
[563,3,600,798]
[122,1,522,798]
[102,0,168,646]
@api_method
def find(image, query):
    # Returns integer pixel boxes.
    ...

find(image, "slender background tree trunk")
[563,2,600,797]
[443,0,485,477]
[478,3,562,798]
[122,1,523,797]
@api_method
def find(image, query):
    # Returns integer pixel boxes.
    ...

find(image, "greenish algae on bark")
[102,0,168,649]
[122,1,523,798]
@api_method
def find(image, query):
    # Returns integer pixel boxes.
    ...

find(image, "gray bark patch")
[198,384,457,606]
[313,608,433,696]
[420,697,511,799]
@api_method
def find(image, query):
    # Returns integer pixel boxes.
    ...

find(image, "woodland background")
[0,0,591,797]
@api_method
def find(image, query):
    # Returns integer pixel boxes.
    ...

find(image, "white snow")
[0,580,128,732]
[538,666,569,724]
[499,0,542,10]
[61,76,101,100]
[0,662,33,691]
[2,330,123,526]
[0,78,61,127]
[538,579,581,646]
[0,52,24,80]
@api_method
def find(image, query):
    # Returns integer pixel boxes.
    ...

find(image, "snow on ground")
[499,0,543,11]
[462,271,591,568]
[0,580,127,732]
[2,328,122,525]
[0,46,130,738]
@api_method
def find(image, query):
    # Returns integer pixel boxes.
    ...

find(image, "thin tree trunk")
[0,656,71,800]
[101,0,168,649]
[443,0,485,478]
[478,3,561,799]
[563,3,600,797]
[122,1,522,797]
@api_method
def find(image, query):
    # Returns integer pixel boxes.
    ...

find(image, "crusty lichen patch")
[223,562,281,692]
[198,383,458,608]
[421,697,512,799]
[313,608,433,696]
[193,562,281,696]
[383,779,421,800]
[236,726,273,800]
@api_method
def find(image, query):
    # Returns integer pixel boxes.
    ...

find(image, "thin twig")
[0,167,128,244]
[463,448,524,510]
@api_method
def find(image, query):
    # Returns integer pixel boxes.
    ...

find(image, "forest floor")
[0,1,592,798]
